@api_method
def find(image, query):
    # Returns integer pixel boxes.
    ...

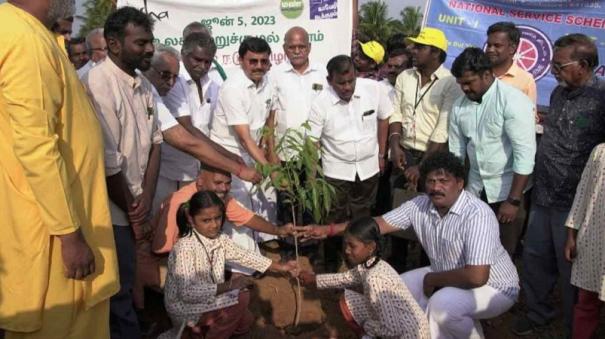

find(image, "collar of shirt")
[464,78,499,106]
[106,56,142,89]
[193,228,222,252]
[327,83,361,105]
[498,62,522,79]
[429,190,468,217]
[282,60,322,75]
[178,61,212,88]
[229,67,269,91]
[561,75,598,100]
[413,64,450,82]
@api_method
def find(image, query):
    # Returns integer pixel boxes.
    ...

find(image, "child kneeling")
[297,217,430,338]
[160,191,296,339]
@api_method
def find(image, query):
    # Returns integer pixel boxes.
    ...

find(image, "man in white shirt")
[83,8,159,338]
[210,37,277,261]
[308,55,391,270]
[268,26,327,225]
[181,21,226,85]
[152,33,221,213]
[169,32,221,135]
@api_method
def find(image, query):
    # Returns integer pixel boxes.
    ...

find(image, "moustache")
[429,191,445,197]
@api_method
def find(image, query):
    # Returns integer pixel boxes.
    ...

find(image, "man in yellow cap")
[354,40,385,80]
[388,27,462,193]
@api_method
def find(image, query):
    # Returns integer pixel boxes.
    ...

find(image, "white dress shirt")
[209,68,275,157]
[152,87,179,132]
[83,58,163,226]
[77,59,97,79]
[308,78,392,182]
[380,78,396,103]
[157,65,220,181]
[270,61,327,160]
[170,62,221,135]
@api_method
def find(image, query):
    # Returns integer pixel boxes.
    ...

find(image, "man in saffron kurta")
[0,1,119,338]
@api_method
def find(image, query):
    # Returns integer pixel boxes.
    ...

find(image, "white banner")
[117,0,353,73]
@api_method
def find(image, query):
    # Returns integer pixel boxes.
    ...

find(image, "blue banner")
[424,0,605,107]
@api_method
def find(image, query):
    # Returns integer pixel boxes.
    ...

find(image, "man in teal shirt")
[448,47,535,257]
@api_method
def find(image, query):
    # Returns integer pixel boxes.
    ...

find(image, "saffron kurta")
[0,3,119,337]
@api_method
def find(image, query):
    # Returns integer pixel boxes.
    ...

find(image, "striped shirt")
[383,190,519,300]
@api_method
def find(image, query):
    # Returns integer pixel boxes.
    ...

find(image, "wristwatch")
[506,196,522,207]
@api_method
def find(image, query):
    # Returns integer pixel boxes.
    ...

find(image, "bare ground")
[142,242,605,339]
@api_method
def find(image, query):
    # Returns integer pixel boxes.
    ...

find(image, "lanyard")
[193,231,217,284]
[413,75,437,115]
[411,75,437,146]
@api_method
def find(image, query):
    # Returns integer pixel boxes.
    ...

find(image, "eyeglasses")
[151,67,178,82]
[90,47,108,52]
[550,60,578,72]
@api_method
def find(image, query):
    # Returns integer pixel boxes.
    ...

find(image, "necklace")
[192,231,217,284]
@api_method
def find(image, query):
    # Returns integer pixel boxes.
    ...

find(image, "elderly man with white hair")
[77,27,107,78]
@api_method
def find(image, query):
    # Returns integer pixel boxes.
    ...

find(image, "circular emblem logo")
[281,0,304,19]
[515,25,553,81]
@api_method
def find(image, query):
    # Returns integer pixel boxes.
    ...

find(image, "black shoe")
[511,315,545,336]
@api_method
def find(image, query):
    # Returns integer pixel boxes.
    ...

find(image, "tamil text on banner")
[423,0,605,107]
[117,0,352,75]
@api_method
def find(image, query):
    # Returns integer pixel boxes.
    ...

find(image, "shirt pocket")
[483,114,504,139]
[439,230,465,264]
[361,110,377,134]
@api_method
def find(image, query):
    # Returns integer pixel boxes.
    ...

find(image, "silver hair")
[182,22,211,39]
[85,28,104,50]
[151,44,181,66]
[181,32,217,57]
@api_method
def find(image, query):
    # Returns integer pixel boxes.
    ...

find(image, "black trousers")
[276,161,313,226]
[323,173,379,271]
[110,226,141,339]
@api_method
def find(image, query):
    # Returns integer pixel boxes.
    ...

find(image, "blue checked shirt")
[449,79,536,203]
[383,191,520,300]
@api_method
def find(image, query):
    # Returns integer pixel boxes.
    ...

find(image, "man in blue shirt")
[448,47,536,257]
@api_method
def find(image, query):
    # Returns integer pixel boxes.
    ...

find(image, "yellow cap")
[358,40,385,64]
[406,27,448,53]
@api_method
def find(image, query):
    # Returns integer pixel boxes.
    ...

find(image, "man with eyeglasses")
[512,33,605,337]
[209,37,279,273]
[77,28,107,78]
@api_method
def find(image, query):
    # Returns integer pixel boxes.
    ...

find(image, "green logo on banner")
[281,0,303,19]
